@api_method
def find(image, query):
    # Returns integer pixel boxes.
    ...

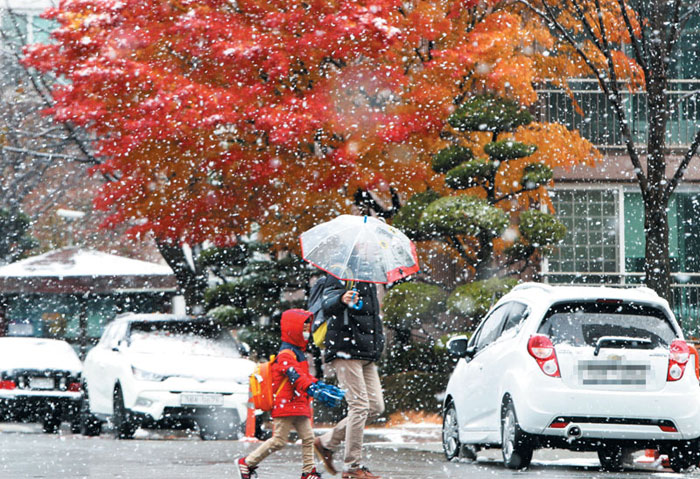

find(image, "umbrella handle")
[349,289,363,310]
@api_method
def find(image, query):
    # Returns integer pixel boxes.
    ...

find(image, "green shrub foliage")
[383,282,448,332]
[392,190,442,241]
[0,208,37,264]
[521,163,554,190]
[444,159,496,190]
[379,341,455,414]
[419,195,509,238]
[432,145,474,174]
[519,209,567,247]
[446,277,518,325]
[483,140,537,161]
[448,95,533,133]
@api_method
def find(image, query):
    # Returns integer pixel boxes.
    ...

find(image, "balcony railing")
[535,79,700,149]
[542,271,700,338]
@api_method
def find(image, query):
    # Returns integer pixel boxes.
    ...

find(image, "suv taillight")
[667,339,690,381]
[527,334,560,378]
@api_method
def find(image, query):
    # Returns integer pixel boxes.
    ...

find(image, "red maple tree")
[23,0,596,251]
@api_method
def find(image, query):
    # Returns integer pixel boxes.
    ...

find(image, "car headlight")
[131,366,168,382]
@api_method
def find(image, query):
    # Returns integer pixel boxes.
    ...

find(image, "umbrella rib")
[339,228,363,283]
[302,223,361,258]
[369,227,392,279]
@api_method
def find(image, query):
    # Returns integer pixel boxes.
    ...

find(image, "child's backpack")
[249,351,291,411]
[308,278,328,348]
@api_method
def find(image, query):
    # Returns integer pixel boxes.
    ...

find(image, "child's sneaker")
[236,457,258,479]
[301,467,323,479]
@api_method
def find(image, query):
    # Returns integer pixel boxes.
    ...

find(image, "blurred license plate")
[180,393,224,406]
[29,377,54,390]
[579,360,649,385]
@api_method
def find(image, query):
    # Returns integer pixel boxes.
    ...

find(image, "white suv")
[442,283,700,472]
[81,314,254,439]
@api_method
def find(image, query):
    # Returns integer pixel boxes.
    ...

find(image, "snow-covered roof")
[0,247,173,278]
[2,0,57,12]
[0,247,177,294]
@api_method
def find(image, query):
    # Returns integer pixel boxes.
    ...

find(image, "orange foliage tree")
[23,0,599,306]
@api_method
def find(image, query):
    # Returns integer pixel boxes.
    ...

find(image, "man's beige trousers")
[318,359,385,469]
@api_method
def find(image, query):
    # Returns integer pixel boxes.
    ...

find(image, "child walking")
[237,309,344,479]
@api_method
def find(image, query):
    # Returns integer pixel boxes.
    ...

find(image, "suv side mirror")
[447,336,473,358]
[112,339,126,352]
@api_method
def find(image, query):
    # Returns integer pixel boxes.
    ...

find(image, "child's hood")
[280,309,313,349]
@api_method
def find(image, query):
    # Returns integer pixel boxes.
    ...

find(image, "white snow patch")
[0,248,173,277]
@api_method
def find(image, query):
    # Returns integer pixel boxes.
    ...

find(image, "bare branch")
[616,0,648,76]
[1,146,92,162]
[666,128,700,200]
[516,0,648,192]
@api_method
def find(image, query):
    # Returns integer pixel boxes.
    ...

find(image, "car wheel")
[442,402,462,461]
[501,400,533,469]
[80,386,102,437]
[597,444,624,472]
[42,411,61,434]
[668,440,700,473]
[113,386,137,440]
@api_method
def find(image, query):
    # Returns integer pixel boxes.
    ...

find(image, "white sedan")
[81,313,254,439]
[442,283,700,472]
[0,337,82,433]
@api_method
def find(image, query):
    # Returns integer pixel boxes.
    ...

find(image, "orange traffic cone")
[242,389,260,442]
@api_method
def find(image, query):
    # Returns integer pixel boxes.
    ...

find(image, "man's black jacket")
[321,275,384,363]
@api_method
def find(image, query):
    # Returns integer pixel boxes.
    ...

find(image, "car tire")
[80,386,102,437]
[501,400,533,469]
[597,444,624,472]
[113,386,137,440]
[442,402,464,461]
[42,412,61,434]
[668,439,700,473]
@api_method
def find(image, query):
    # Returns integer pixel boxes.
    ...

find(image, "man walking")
[314,274,385,479]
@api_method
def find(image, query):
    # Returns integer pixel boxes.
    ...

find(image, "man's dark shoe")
[341,466,381,479]
[236,457,257,479]
[313,437,337,475]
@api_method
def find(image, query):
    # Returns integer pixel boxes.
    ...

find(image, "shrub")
[208,305,247,328]
[484,140,537,161]
[446,277,518,326]
[444,159,496,190]
[379,341,455,415]
[519,209,567,247]
[521,163,554,190]
[392,189,441,241]
[420,195,509,238]
[448,95,532,133]
[431,145,474,174]
[382,282,448,332]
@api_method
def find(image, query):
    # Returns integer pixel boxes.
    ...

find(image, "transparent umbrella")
[299,215,419,283]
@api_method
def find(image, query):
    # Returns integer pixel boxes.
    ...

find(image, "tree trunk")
[643,195,671,302]
[474,230,496,280]
[642,25,671,302]
[156,240,207,314]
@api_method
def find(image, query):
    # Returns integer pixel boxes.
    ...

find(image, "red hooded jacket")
[271,309,318,418]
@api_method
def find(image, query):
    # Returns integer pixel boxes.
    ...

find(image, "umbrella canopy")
[299,215,419,283]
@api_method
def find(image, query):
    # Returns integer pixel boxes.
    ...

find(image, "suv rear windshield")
[538,301,677,348]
